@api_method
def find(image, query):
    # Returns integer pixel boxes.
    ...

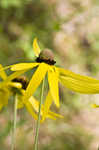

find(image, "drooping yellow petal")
[28,96,47,121]
[58,68,99,83]
[60,76,99,94]
[16,91,38,119]
[8,82,22,89]
[17,91,59,121]
[28,96,40,113]
[58,67,99,94]
[11,63,38,71]
[0,88,10,111]
[33,38,41,57]
[46,111,63,120]
[0,64,7,80]
[42,91,53,121]
[6,70,26,81]
[24,101,38,120]
[48,111,63,119]
[45,114,57,120]
[28,96,62,121]
[0,70,26,88]
[48,67,59,107]
[24,63,48,101]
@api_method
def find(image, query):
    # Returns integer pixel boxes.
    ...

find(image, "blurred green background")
[0,0,99,149]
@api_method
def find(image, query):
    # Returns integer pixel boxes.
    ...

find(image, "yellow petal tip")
[33,38,41,57]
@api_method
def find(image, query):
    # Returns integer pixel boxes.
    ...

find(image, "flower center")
[36,49,56,65]
[12,76,29,90]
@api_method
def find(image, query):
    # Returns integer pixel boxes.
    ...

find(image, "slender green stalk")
[34,79,45,150]
[11,95,18,150]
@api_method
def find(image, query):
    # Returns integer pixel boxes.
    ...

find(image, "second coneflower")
[0,64,62,121]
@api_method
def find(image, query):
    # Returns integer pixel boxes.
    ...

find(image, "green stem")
[34,79,45,150]
[11,95,18,150]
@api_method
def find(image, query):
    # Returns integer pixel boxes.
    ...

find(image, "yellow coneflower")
[0,64,62,121]
[8,38,99,112]
[0,64,22,110]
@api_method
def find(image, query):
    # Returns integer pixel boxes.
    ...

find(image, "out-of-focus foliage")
[0,0,99,149]
[41,126,92,150]
[0,0,57,64]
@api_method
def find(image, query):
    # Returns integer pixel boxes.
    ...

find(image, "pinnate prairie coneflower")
[0,64,62,121]
[8,38,99,112]
[1,38,99,118]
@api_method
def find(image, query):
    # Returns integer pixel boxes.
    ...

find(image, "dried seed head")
[12,76,29,90]
[39,49,54,61]
[36,49,56,65]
